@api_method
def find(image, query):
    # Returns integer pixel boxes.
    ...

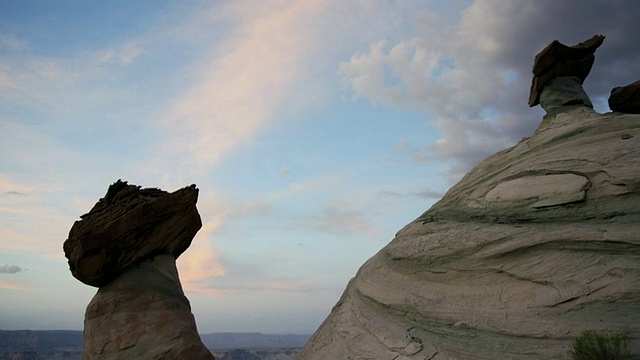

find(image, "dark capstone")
[63,180,202,287]
[609,80,640,114]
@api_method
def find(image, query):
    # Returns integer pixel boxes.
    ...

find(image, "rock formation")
[63,180,214,360]
[610,79,640,114]
[299,38,639,359]
[528,35,604,108]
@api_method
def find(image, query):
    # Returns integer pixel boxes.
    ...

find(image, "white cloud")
[339,0,640,181]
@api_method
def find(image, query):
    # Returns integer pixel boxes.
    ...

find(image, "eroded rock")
[484,173,590,208]
[63,180,202,287]
[64,180,214,360]
[83,254,214,360]
[609,79,640,114]
[529,35,604,108]
[299,107,640,359]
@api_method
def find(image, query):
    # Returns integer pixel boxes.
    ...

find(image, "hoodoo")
[64,180,214,360]
[299,36,640,359]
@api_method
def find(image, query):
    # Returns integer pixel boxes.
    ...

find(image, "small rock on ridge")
[529,35,605,107]
[609,79,640,114]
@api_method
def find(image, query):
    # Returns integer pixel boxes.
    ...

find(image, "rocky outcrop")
[64,180,202,287]
[528,35,604,107]
[63,180,214,360]
[610,79,640,114]
[299,39,639,359]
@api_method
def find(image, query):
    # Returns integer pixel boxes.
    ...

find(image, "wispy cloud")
[0,265,22,274]
[177,217,226,298]
[153,1,330,179]
[415,188,445,199]
[0,33,27,51]
[278,165,291,178]
[301,207,384,236]
[0,279,28,290]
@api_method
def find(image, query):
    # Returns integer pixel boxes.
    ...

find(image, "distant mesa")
[63,180,214,360]
[299,35,640,359]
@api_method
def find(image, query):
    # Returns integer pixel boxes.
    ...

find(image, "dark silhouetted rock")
[609,79,640,114]
[529,35,604,107]
[63,180,214,360]
[63,180,202,287]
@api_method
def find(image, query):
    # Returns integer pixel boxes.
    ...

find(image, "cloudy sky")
[1,0,639,334]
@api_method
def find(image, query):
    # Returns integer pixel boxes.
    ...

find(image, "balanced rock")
[609,79,640,114]
[299,108,640,358]
[63,180,214,360]
[63,180,202,287]
[529,35,604,107]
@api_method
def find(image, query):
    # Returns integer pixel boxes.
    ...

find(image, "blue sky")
[1,1,639,334]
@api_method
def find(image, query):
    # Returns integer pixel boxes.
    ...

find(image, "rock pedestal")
[64,180,214,360]
[83,254,213,360]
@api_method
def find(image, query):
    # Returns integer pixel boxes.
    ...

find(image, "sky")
[1,0,639,335]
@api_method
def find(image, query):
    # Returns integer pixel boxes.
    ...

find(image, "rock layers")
[63,180,214,360]
[299,37,639,360]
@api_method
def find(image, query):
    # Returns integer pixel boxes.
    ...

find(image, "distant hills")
[0,331,82,352]
[0,330,310,351]
[200,332,310,349]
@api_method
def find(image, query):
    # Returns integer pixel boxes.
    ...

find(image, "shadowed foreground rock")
[63,180,214,360]
[299,39,639,359]
[610,79,640,114]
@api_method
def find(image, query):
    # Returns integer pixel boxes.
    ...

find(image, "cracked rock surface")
[299,106,640,359]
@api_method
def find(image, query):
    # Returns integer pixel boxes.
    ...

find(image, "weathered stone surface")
[83,254,214,360]
[63,180,202,287]
[609,79,640,114]
[484,173,590,208]
[299,107,640,359]
[539,76,593,113]
[529,35,604,107]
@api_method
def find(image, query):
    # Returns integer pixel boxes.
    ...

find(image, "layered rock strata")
[64,180,202,287]
[63,180,214,360]
[299,38,639,359]
[299,104,640,360]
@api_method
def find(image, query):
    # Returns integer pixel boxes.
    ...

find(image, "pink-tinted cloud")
[0,279,29,290]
